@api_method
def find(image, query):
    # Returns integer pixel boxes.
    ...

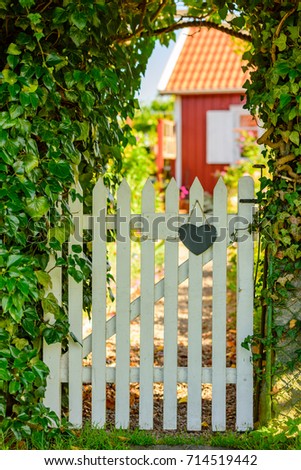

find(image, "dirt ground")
[82,244,237,432]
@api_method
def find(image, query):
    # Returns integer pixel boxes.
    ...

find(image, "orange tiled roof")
[161,27,249,93]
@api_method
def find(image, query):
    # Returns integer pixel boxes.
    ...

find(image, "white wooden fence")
[43,176,254,432]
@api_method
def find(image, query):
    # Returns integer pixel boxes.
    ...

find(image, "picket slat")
[187,178,204,431]
[91,178,108,427]
[139,180,156,429]
[68,185,83,427]
[43,254,62,418]
[212,178,228,431]
[60,365,238,385]
[115,180,131,429]
[236,176,254,431]
[163,178,179,430]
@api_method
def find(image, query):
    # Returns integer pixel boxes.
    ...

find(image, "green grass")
[1,422,300,450]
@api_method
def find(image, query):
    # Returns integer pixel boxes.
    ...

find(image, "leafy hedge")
[0,0,159,440]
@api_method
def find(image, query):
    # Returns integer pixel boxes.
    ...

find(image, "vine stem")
[271,6,297,63]
[265,252,274,422]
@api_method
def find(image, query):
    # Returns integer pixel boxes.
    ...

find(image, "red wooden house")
[157,27,258,194]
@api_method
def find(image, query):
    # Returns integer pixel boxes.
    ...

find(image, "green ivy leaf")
[19,0,36,7]
[35,270,52,289]
[0,129,8,147]
[12,291,25,311]
[48,160,73,180]
[70,12,87,31]
[13,338,29,350]
[0,368,12,381]
[69,26,88,46]
[43,327,62,345]
[25,196,50,220]
[9,104,24,120]
[53,7,67,25]
[29,92,39,108]
[7,254,25,268]
[22,371,36,383]
[46,53,65,67]
[31,360,49,380]
[1,69,18,85]
[7,55,20,70]
[288,26,299,40]
[0,358,8,370]
[20,91,31,107]
[0,400,6,417]
[289,130,300,146]
[6,214,20,233]
[274,33,287,52]
[9,380,21,394]
[22,80,38,93]
[7,43,22,55]
[71,244,82,254]
[18,280,30,296]
[279,94,292,109]
[28,13,41,25]
[42,292,60,317]
[23,153,39,173]
[67,266,84,283]
[218,5,228,20]
[48,225,68,245]
[9,305,24,323]
[0,328,9,342]
[230,15,245,29]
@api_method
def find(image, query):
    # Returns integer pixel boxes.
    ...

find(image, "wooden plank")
[212,178,227,431]
[68,184,83,427]
[163,178,179,430]
[43,254,62,419]
[187,177,204,431]
[139,180,156,429]
[115,180,131,429]
[83,213,237,236]
[60,365,237,385]
[82,247,214,357]
[91,178,108,427]
[236,176,254,431]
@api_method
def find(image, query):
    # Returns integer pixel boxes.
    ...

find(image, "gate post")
[43,255,62,419]
[236,176,254,430]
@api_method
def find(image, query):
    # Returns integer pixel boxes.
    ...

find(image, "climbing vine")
[237,0,301,422]
[0,0,164,440]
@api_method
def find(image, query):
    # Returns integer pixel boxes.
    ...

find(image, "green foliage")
[0,0,160,440]
[121,99,174,212]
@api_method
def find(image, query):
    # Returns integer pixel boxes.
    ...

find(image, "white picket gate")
[43,176,254,432]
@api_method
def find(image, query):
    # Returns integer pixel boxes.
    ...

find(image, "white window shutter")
[206,110,234,164]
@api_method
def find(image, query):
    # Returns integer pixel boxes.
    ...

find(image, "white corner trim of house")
[157,28,188,94]
[174,96,182,187]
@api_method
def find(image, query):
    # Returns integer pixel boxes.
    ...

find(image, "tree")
[0,0,300,439]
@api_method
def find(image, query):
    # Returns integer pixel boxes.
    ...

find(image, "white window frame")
[206,110,234,164]
[206,105,261,165]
